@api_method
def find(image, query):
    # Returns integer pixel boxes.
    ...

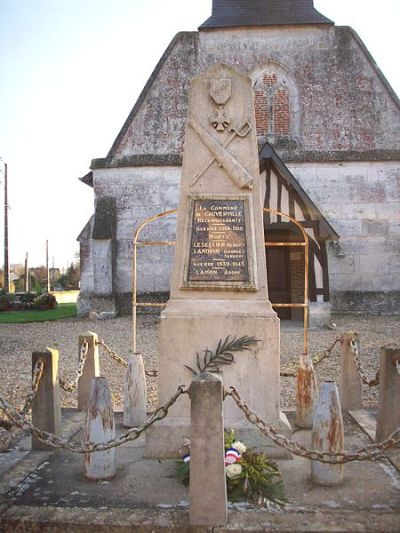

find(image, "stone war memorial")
[1,1,400,531]
[145,63,290,458]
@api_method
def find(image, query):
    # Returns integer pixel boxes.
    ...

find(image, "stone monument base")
[145,298,291,458]
[145,415,292,459]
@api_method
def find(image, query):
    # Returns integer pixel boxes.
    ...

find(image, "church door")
[266,246,292,319]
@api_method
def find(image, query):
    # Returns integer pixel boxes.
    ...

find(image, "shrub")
[0,294,14,312]
[20,292,36,304]
[32,293,57,310]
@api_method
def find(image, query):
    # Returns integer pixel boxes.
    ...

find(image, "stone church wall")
[80,160,399,316]
[290,161,400,313]
[109,26,399,159]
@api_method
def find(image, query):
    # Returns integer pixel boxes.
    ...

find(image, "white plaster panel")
[92,240,113,294]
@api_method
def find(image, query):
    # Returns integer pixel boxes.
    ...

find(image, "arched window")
[252,63,300,145]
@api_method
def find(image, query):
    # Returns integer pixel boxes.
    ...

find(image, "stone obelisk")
[145,64,290,458]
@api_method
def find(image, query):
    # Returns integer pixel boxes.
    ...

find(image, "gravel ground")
[0,313,399,449]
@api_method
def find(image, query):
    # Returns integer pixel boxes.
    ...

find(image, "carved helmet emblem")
[209,78,232,105]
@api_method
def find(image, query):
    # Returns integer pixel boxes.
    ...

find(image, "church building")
[78,0,400,323]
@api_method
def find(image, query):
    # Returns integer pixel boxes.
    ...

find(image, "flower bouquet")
[177,429,285,507]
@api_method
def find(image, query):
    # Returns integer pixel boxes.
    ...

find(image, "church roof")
[199,0,333,29]
[259,143,339,241]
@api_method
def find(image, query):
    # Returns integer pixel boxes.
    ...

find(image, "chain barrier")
[96,338,158,377]
[0,409,13,430]
[0,385,188,453]
[58,340,89,392]
[226,386,400,464]
[281,338,340,378]
[1,358,45,432]
[20,358,46,415]
[312,338,341,367]
[350,339,380,387]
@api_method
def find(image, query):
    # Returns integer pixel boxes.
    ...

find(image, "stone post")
[31,349,62,451]
[338,331,362,411]
[78,332,100,411]
[190,372,227,527]
[375,344,400,443]
[296,353,318,429]
[84,376,116,480]
[123,353,147,428]
[311,381,344,486]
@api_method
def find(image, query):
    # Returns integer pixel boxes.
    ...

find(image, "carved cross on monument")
[145,64,291,458]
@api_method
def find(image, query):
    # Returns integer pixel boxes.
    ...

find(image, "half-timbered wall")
[262,165,330,305]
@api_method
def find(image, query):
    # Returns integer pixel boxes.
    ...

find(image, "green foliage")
[58,262,80,290]
[226,451,286,506]
[0,293,14,311]
[176,460,190,485]
[185,335,260,375]
[33,279,44,296]
[177,429,286,508]
[224,428,236,449]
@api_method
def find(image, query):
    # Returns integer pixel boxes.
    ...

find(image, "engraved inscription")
[188,199,249,282]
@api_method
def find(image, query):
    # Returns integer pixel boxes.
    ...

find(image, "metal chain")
[97,338,128,368]
[350,339,380,387]
[0,409,13,430]
[20,358,46,415]
[227,386,400,464]
[0,385,188,453]
[59,340,89,392]
[281,338,340,377]
[312,337,341,367]
[96,338,158,377]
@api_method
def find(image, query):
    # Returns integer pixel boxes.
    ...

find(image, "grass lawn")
[0,303,77,323]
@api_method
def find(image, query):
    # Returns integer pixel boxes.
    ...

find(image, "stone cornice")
[91,150,400,170]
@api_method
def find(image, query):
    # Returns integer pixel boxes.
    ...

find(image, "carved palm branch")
[185,335,260,376]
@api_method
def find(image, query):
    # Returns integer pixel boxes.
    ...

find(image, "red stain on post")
[296,353,318,429]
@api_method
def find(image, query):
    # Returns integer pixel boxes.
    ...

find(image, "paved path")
[0,410,399,532]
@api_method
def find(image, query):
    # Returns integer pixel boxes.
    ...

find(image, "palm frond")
[186,335,261,375]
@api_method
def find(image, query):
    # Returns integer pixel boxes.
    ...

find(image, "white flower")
[232,441,246,454]
[226,463,242,479]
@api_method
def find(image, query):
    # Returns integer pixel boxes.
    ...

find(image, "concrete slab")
[0,410,399,532]
[350,408,400,473]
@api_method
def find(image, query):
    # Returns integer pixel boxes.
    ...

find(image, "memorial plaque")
[187,197,250,283]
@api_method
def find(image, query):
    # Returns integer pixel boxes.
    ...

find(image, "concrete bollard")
[338,331,362,411]
[311,381,344,486]
[296,353,318,429]
[78,332,100,411]
[84,377,116,480]
[375,343,400,443]
[123,353,147,428]
[32,349,62,451]
[190,372,227,527]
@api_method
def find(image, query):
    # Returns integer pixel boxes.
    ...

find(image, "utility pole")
[46,240,50,293]
[24,252,29,292]
[3,162,9,294]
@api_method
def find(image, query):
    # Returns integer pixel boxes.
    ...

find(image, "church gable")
[91,26,400,171]
[106,32,199,166]
[294,26,400,155]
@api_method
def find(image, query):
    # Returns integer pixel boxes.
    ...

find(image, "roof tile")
[199,0,333,29]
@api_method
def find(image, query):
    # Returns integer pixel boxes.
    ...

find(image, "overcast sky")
[0,0,399,270]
